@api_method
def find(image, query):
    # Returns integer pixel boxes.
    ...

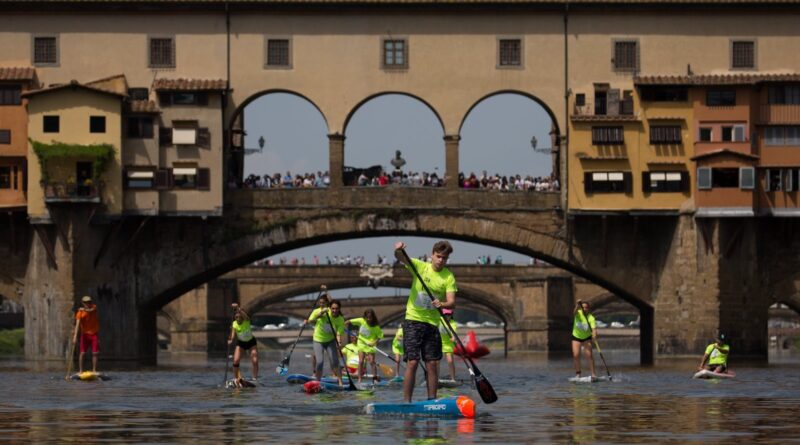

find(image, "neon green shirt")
[392,326,404,355]
[349,317,384,353]
[405,258,458,327]
[308,308,344,343]
[572,311,596,340]
[342,343,360,368]
[439,318,457,354]
[232,319,253,342]
[705,343,730,365]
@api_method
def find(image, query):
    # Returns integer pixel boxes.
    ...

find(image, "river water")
[1,348,799,444]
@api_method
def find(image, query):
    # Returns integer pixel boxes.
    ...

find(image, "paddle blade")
[473,373,498,404]
[379,363,396,377]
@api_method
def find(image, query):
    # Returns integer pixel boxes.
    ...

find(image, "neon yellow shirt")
[308,308,344,343]
[405,258,457,327]
[349,317,383,353]
[705,343,729,365]
[232,319,253,342]
[439,318,457,354]
[342,343,360,368]
[572,311,596,340]
[392,326,404,355]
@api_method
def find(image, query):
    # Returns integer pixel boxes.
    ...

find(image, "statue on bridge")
[390,150,406,172]
[360,264,394,289]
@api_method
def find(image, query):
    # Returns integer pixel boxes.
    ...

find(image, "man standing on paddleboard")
[73,295,100,374]
[394,240,457,402]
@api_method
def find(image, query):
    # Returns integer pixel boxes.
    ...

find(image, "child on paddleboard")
[392,325,404,377]
[308,298,345,385]
[342,331,360,375]
[346,309,384,384]
[228,303,259,386]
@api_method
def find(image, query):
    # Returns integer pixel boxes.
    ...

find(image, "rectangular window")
[89,116,106,134]
[639,87,688,102]
[584,171,631,193]
[0,166,10,189]
[591,126,624,145]
[128,88,149,101]
[498,39,522,67]
[765,126,800,146]
[173,166,198,189]
[266,38,291,68]
[43,115,59,133]
[644,171,687,193]
[149,37,175,68]
[731,40,755,69]
[768,86,800,105]
[721,126,733,142]
[575,94,586,107]
[125,169,155,189]
[650,126,682,144]
[707,90,736,106]
[699,127,712,142]
[173,128,197,145]
[383,39,407,69]
[127,116,154,139]
[0,130,10,144]
[0,86,22,105]
[711,168,740,188]
[766,169,782,192]
[159,92,207,106]
[613,40,638,72]
[734,125,745,142]
[594,89,607,116]
[33,36,58,65]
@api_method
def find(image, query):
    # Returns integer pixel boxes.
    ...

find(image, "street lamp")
[531,135,562,153]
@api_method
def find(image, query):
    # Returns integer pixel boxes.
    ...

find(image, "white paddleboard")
[569,375,612,383]
[693,369,735,379]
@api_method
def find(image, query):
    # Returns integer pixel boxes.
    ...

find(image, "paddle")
[399,249,498,404]
[594,339,612,380]
[223,341,232,385]
[324,310,360,391]
[277,285,327,375]
[65,318,79,380]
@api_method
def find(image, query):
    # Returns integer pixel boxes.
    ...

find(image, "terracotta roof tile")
[0,67,36,81]
[636,73,800,86]
[127,100,160,113]
[690,148,760,161]
[21,79,126,98]
[152,78,226,91]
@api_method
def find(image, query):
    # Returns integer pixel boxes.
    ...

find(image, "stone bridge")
[162,264,614,355]
[14,187,800,365]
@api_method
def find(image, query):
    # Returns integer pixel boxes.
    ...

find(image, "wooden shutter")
[584,172,592,194]
[197,168,210,190]
[623,172,633,193]
[122,169,128,190]
[155,169,172,190]
[607,89,620,116]
[197,128,211,148]
[641,172,651,192]
[159,127,172,147]
[680,171,690,191]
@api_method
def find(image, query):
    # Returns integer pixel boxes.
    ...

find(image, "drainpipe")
[563,2,570,212]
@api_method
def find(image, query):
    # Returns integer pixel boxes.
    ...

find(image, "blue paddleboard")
[286,374,315,384]
[365,396,476,418]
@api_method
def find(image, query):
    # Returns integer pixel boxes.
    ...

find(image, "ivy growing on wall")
[30,139,115,182]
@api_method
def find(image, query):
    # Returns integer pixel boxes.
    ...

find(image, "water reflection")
[0,351,799,443]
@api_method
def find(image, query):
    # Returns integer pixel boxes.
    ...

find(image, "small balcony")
[42,180,101,203]
[572,98,638,123]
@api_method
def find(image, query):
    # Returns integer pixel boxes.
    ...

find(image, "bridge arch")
[342,92,445,136]
[458,90,560,136]
[228,89,330,133]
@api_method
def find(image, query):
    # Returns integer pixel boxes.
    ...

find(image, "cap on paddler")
[81,295,92,303]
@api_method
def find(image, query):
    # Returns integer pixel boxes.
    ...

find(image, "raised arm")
[393,241,409,266]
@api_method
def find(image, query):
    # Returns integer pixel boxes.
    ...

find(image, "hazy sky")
[243,93,553,280]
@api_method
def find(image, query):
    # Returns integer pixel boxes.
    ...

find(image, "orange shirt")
[76,304,99,335]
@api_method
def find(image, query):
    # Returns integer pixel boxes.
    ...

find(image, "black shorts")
[403,320,442,362]
[237,337,257,350]
[572,335,591,343]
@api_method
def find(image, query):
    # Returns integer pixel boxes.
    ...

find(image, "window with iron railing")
[731,40,755,69]
[383,39,408,69]
[613,40,638,72]
[0,86,22,105]
[498,39,521,67]
[650,126,682,144]
[149,37,175,68]
[266,39,291,68]
[33,36,58,65]
[768,86,800,105]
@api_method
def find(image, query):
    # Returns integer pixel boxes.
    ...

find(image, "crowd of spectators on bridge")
[459,171,559,192]
[238,171,331,189]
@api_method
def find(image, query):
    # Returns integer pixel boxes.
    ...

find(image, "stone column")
[444,135,460,189]
[546,276,574,352]
[166,279,236,353]
[328,133,345,188]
